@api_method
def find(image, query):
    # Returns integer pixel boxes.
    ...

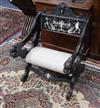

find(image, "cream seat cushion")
[26,46,72,74]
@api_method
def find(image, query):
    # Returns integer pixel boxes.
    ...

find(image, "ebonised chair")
[9,1,91,100]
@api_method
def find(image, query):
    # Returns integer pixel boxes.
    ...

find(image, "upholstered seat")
[26,46,71,74]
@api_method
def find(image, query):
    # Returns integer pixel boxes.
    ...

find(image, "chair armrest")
[10,12,41,58]
[63,21,88,75]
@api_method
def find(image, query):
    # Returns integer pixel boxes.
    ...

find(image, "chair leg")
[66,63,85,100]
[66,77,75,101]
[20,63,32,83]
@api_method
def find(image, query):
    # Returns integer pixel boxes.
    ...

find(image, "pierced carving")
[42,15,85,36]
[41,3,89,37]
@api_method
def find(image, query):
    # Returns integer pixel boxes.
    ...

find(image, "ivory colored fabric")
[26,47,71,74]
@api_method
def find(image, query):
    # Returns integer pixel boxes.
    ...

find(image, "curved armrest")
[10,12,41,58]
[63,21,88,75]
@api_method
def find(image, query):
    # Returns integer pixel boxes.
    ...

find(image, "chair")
[10,1,91,100]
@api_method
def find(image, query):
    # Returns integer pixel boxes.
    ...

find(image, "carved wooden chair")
[9,0,91,100]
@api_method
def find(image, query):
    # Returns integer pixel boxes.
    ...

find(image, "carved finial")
[60,3,66,14]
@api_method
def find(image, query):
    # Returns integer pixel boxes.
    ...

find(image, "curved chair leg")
[20,63,32,83]
[66,63,85,100]
[66,77,75,101]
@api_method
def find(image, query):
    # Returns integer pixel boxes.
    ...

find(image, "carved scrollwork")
[41,3,88,37]
[42,15,85,37]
